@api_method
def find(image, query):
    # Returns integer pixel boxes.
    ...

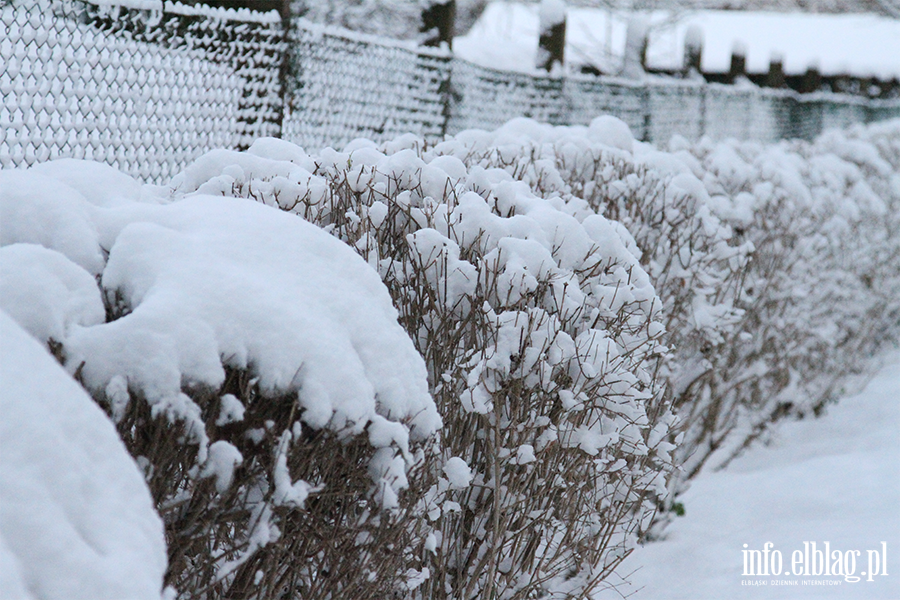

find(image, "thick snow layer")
[0,170,105,275]
[69,194,439,438]
[456,2,900,78]
[595,351,900,599]
[0,310,166,600]
[539,0,566,31]
[0,160,439,445]
[646,10,900,77]
[27,159,146,208]
[0,244,105,346]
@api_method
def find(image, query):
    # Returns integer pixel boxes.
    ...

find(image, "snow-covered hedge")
[171,117,899,539]
[2,116,897,599]
[666,121,900,474]
[170,135,676,599]
[0,160,441,598]
[413,117,900,522]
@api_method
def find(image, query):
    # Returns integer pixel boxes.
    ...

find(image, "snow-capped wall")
[285,16,899,150]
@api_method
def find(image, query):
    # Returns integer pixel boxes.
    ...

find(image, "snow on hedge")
[1,115,896,600]
[0,161,438,442]
[413,117,899,525]
[168,132,675,600]
[667,121,900,475]
[79,194,436,439]
[0,159,440,597]
[0,310,166,600]
[158,117,899,597]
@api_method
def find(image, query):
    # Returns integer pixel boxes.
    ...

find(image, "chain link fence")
[1,0,283,182]
[285,19,900,150]
[283,22,449,152]
[3,0,899,181]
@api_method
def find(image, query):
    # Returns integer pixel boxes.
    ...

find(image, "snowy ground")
[595,349,900,600]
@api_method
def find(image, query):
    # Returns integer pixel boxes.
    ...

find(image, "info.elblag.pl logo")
[741,542,889,586]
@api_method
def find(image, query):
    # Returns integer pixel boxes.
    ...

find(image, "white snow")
[200,441,244,494]
[28,159,146,208]
[595,351,900,600]
[442,457,473,489]
[0,161,440,447]
[0,170,106,276]
[622,16,651,80]
[539,0,566,32]
[456,2,900,78]
[215,393,245,426]
[0,244,105,346]
[0,310,166,600]
[69,194,439,438]
[647,10,900,77]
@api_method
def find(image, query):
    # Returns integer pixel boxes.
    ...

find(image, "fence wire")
[283,23,450,152]
[1,0,283,182]
[3,1,899,182]
[284,19,900,151]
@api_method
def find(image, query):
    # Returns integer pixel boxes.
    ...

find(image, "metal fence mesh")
[283,23,449,152]
[1,0,283,181]
[3,1,899,181]
[285,21,900,151]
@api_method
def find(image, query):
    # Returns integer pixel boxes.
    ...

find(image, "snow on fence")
[0,0,284,182]
[3,0,900,181]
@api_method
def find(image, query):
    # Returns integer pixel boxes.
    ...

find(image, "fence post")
[622,16,648,79]
[421,0,456,49]
[683,24,702,79]
[766,53,785,88]
[694,81,707,139]
[888,78,900,99]
[537,0,566,72]
[862,76,879,99]
[274,0,293,141]
[800,64,821,94]
[728,41,747,84]
[832,73,853,95]
[421,1,457,138]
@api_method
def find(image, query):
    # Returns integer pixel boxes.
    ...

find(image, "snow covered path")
[596,350,900,600]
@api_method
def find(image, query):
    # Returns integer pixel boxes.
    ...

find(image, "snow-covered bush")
[0,161,441,599]
[0,310,167,600]
[667,122,900,476]
[169,135,676,599]
[3,115,896,598]
[419,118,900,525]
[417,118,751,510]
[326,116,899,531]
